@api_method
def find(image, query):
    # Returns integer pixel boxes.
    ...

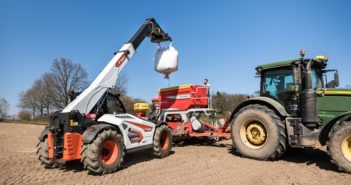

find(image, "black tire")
[153,125,173,158]
[81,129,124,175]
[36,138,59,168]
[327,121,351,173]
[231,104,286,160]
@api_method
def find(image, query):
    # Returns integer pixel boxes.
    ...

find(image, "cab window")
[105,95,126,114]
[262,68,293,98]
[311,68,322,89]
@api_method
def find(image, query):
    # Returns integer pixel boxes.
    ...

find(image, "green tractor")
[230,50,351,172]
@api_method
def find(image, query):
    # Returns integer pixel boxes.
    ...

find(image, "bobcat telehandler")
[37,18,174,175]
[230,50,351,172]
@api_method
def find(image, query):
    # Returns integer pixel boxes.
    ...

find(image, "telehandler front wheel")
[153,125,173,158]
[37,138,59,168]
[231,104,286,160]
[327,121,351,173]
[81,129,124,175]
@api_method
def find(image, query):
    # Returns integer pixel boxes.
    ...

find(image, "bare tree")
[41,73,55,116]
[120,96,145,114]
[32,79,46,116]
[18,58,88,117]
[49,58,88,109]
[113,72,128,96]
[18,110,31,121]
[18,90,38,119]
[212,91,249,117]
[0,98,10,121]
[18,73,55,119]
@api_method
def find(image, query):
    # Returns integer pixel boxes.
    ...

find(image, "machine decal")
[115,53,127,67]
[129,130,143,143]
[127,121,153,132]
[167,94,191,99]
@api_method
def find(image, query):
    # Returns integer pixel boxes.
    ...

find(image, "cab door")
[261,67,295,113]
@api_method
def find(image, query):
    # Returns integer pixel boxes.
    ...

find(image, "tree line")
[211,91,250,117]
[0,98,10,121]
[16,58,144,120]
[17,58,88,120]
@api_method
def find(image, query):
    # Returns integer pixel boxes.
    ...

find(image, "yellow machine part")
[134,103,150,112]
[159,84,193,92]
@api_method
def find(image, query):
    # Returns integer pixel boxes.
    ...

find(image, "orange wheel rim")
[160,131,170,151]
[101,140,118,165]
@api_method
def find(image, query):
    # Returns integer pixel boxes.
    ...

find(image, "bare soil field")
[0,123,350,185]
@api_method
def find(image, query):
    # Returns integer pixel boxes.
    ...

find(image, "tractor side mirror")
[322,69,340,88]
[326,80,336,88]
[334,71,340,87]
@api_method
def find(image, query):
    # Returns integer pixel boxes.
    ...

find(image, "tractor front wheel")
[153,125,173,158]
[81,129,124,175]
[327,121,351,173]
[231,104,286,160]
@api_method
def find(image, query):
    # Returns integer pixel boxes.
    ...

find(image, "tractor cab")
[255,51,340,120]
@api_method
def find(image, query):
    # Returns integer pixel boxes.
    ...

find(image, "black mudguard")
[82,123,114,144]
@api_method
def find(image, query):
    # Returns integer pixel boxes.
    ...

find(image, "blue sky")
[1,0,351,115]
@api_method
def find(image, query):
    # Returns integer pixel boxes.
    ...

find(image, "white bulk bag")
[154,43,179,79]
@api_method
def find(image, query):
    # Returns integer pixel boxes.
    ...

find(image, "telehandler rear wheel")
[81,129,124,175]
[231,104,286,160]
[153,125,173,158]
[37,138,59,168]
[327,121,351,173]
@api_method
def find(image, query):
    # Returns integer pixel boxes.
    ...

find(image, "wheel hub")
[341,135,351,162]
[246,123,267,145]
[240,120,267,149]
[101,140,118,165]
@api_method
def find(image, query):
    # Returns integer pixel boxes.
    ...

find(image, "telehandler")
[37,18,174,175]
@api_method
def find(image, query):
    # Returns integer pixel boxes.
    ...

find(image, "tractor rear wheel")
[327,121,351,173]
[153,125,173,158]
[231,104,286,160]
[81,129,124,175]
[36,138,59,168]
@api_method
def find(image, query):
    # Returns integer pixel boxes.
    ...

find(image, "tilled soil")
[0,123,350,185]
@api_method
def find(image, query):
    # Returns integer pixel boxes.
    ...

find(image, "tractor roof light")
[300,49,306,58]
[315,55,328,62]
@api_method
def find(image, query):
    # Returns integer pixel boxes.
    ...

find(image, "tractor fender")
[319,111,351,145]
[38,127,50,141]
[228,96,290,123]
[82,123,115,144]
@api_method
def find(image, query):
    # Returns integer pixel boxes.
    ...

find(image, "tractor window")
[262,68,293,98]
[311,68,322,89]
